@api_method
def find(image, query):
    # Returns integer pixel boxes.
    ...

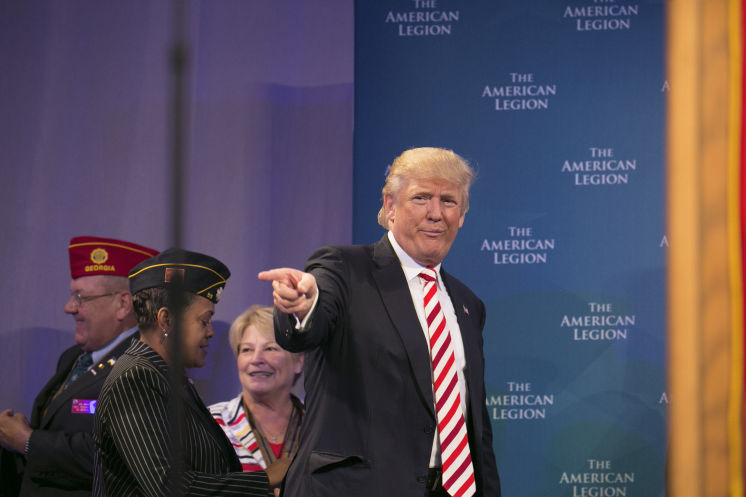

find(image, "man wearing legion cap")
[0,236,158,497]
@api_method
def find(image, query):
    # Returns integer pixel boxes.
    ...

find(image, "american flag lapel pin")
[463,304,469,316]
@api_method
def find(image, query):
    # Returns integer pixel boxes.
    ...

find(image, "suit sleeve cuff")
[294,290,319,330]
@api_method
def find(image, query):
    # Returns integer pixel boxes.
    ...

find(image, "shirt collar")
[92,326,137,364]
[387,231,442,286]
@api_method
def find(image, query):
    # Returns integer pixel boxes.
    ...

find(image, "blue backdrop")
[353,1,666,495]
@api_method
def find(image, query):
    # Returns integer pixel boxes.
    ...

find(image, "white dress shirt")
[91,326,137,365]
[387,231,469,467]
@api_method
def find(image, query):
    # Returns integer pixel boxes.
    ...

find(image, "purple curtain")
[0,0,353,410]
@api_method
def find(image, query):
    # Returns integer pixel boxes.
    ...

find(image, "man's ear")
[383,194,395,225]
[116,292,133,321]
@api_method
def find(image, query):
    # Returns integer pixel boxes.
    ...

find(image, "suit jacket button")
[417,475,427,484]
[424,425,434,435]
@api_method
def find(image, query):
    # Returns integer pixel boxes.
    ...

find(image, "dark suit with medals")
[0,235,160,497]
[17,332,138,496]
[91,339,270,497]
[275,236,501,497]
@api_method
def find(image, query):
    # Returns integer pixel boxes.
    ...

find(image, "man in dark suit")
[0,236,158,496]
[259,147,501,497]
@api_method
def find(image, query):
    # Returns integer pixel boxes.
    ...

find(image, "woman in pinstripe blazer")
[91,249,274,497]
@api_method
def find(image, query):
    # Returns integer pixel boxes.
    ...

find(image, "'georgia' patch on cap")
[128,248,230,304]
[69,236,159,279]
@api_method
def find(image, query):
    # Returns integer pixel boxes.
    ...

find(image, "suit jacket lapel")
[182,380,240,469]
[182,381,215,430]
[441,270,480,368]
[30,351,78,428]
[45,357,107,423]
[371,237,435,419]
[41,373,87,427]
[40,335,136,427]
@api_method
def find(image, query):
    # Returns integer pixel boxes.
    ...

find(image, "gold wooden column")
[667,0,743,496]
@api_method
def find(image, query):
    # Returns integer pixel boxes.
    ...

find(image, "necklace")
[262,426,285,443]
[241,397,290,444]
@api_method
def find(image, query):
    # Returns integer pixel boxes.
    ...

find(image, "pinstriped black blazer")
[91,340,270,497]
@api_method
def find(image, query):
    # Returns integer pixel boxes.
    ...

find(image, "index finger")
[258,268,300,286]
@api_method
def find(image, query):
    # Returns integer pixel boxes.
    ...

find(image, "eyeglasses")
[69,292,120,306]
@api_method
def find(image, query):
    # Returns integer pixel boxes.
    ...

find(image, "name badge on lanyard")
[71,399,97,414]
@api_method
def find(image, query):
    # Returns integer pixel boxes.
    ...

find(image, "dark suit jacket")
[91,339,270,497]
[275,236,500,497]
[17,333,138,497]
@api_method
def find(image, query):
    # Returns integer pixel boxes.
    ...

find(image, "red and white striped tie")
[419,267,476,497]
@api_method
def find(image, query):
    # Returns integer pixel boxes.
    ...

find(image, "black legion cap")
[128,248,230,303]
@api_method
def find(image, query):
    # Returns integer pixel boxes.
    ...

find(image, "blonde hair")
[228,305,274,357]
[377,147,475,229]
